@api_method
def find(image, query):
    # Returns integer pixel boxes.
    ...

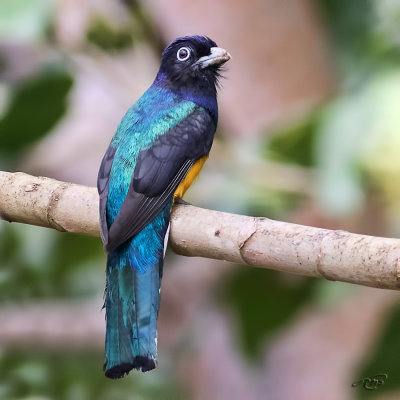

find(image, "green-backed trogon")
[97,36,230,378]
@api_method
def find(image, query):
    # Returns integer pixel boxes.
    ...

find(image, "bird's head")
[155,35,231,93]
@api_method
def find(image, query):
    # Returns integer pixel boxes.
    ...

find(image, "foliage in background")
[1,0,400,398]
[221,268,316,360]
[265,111,320,168]
[0,224,103,300]
[355,304,400,399]
[0,350,182,400]
[0,70,73,157]
[0,2,177,399]
[222,3,400,384]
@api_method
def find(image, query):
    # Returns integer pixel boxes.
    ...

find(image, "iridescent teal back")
[103,85,196,378]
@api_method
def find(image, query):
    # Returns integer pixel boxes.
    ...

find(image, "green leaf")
[0,69,73,154]
[265,111,320,168]
[0,0,51,43]
[353,303,400,399]
[316,0,373,58]
[0,349,184,400]
[315,96,367,216]
[220,267,316,360]
[0,223,104,300]
[87,18,133,51]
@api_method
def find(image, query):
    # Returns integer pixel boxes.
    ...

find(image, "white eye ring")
[177,47,191,61]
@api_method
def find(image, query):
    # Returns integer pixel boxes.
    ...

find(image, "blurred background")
[1,0,400,399]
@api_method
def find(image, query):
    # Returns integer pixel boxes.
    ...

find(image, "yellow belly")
[174,156,208,199]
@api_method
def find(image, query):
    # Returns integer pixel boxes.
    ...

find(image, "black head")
[155,35,231,94]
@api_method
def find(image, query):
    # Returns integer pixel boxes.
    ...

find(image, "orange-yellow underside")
[174,156,208,199]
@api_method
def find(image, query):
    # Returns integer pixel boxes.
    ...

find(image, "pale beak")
[197,47,231,68]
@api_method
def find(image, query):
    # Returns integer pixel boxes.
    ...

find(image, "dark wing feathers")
[98,145,117,245]
[106,159,193,252]
[132,108,214,195]
[133,142,183,196]
[105,107,215,252]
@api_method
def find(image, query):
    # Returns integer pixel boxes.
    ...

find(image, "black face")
[157,36,223,89]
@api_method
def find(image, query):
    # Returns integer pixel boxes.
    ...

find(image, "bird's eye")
[177,47,191,61]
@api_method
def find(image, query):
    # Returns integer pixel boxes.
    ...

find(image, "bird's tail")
[103,238,166,378]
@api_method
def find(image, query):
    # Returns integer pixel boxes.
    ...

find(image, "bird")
[97,35,230,379]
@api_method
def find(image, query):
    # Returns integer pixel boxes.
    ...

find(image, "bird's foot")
[174,197,192,206]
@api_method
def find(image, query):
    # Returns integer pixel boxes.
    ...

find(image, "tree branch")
[1,171,400,290]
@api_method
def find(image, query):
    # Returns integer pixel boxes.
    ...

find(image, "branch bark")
[1,171,400,290]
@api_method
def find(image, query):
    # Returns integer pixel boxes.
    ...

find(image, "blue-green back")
[106,86,196,226]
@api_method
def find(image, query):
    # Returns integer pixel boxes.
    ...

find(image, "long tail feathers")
[104,255,163,379]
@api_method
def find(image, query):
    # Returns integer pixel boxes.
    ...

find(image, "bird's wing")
[97,144,117,245]
[105,106,215,252]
